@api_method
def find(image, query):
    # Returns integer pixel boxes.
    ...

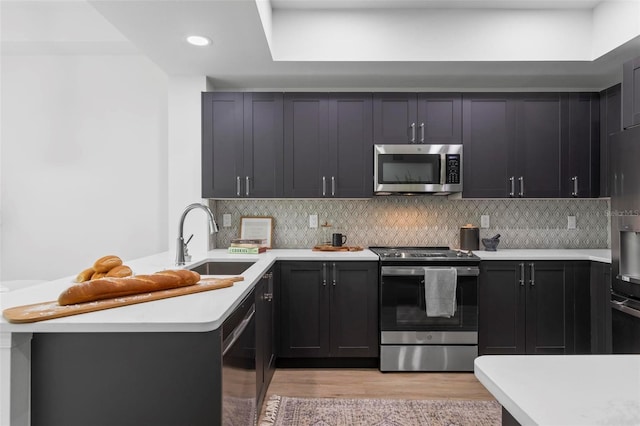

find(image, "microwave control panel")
[445,154,461,184]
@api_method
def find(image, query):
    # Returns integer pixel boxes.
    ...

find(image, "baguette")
[93,255,123,273]
[58,269,201,305]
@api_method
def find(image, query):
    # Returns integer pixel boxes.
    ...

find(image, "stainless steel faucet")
[176,203,219,265]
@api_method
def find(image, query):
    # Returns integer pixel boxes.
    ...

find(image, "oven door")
[380,265,479,333]
[611,291,640,354]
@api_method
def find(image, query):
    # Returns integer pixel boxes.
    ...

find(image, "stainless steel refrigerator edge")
[610,124,640,353]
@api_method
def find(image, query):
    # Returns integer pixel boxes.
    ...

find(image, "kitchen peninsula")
[475,355,640,425]
[1,248,610,425]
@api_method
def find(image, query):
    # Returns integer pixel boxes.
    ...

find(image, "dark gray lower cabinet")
[590,261,612,354]
[31,331,223,426]
[278,261,379,358]
[479,261,590,355]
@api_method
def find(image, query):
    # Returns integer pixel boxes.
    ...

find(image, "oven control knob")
[456,251,463,257]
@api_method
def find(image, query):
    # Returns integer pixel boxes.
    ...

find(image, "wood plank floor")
[258,368,495,423]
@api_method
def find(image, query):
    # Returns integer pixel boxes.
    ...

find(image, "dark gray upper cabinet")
[284,93,373,198]
[599,84,622,198]
[202,92,244,198]
[462,94,517,198]
[562,93,600,198]
[464,93,599,198]
[515,93,565,198]
[202,92,283,198]
[622,56,640,129]
[373,93,461,144]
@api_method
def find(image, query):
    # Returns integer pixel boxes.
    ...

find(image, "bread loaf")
[91,271,107,280]
[93,255,123,273]
[58,269,201,306]
[76,267,95,283]
[106,265,133,278]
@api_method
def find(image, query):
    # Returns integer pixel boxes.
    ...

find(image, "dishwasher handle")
[222,303,255,356]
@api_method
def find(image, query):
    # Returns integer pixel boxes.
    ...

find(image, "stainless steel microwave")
[374,144,463,195]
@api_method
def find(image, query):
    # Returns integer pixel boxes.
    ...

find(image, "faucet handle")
[182,234,194,263]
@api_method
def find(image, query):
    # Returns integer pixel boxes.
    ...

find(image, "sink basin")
[187,260,255,276]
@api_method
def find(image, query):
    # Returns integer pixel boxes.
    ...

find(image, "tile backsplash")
[211,197,610,250]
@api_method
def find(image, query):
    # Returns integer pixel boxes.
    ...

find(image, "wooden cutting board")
[312,245,364,252]
[2,276,243,324]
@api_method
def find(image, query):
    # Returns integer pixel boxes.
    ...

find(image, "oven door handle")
[381,266,479,277]
[611,300,640,319]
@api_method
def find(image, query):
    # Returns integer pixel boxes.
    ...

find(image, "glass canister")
[319,221,333,246]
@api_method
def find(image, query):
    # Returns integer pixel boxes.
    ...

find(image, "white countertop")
[474,249,611,263]
[0,248,378,334]
[475,355,640,426]
[1,248,610,334]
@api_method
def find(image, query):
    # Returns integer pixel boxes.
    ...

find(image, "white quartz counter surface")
[474,249,611,263]
[475,355,640,426]
[0,249,378,334]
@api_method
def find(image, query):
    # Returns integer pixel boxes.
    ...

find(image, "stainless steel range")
[370,246,480,372]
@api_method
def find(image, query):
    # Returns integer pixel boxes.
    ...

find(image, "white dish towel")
[424,267,457,317]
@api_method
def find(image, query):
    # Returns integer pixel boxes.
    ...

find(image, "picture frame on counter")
[239,216,273,248]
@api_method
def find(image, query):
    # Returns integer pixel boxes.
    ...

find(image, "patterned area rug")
[260,395,501,426]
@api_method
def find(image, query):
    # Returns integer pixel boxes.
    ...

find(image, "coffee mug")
[332,233,347,247]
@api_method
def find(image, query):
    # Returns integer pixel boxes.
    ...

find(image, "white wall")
[0,54,169,281]
[167,76,212,260]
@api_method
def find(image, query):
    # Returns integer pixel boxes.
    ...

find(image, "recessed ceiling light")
[186,35,211,47]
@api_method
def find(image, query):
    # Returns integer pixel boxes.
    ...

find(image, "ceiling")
[2,0,640,90]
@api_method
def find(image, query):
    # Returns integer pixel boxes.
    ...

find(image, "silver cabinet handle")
[529,263,535,286]
[519,176,524,197]
[410,122,416,143]
[322,176,326,197]
[331,176,335,196]
[322,262,327,286]
[571,176,578,197]
[509,177,515,197]
[236,176,241,197]
[419,122,425,143]
[245,176,250,197]
[519,263,525,286]
[332,262,337,286]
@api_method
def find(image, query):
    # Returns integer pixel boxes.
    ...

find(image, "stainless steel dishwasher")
[222,291,257,425]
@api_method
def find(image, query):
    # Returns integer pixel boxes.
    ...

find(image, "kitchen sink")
[186,260,255,276]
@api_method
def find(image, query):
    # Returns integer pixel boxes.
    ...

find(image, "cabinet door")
[478,261,526,355]
[372,93,418,144]
[283,94,329,197]
[590,262,612,354]
[329,262,379,357]
[201,92,243,198]
[599,84,622,198]
[328,94,374,198]
[515,94,566,198]
[562,93,599,198]
[243,93,283,198]
[462,94,517,198]
[622,56,640,129]
[417,93,462,144]
[525,262,573,354]
[278,262,330,357]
